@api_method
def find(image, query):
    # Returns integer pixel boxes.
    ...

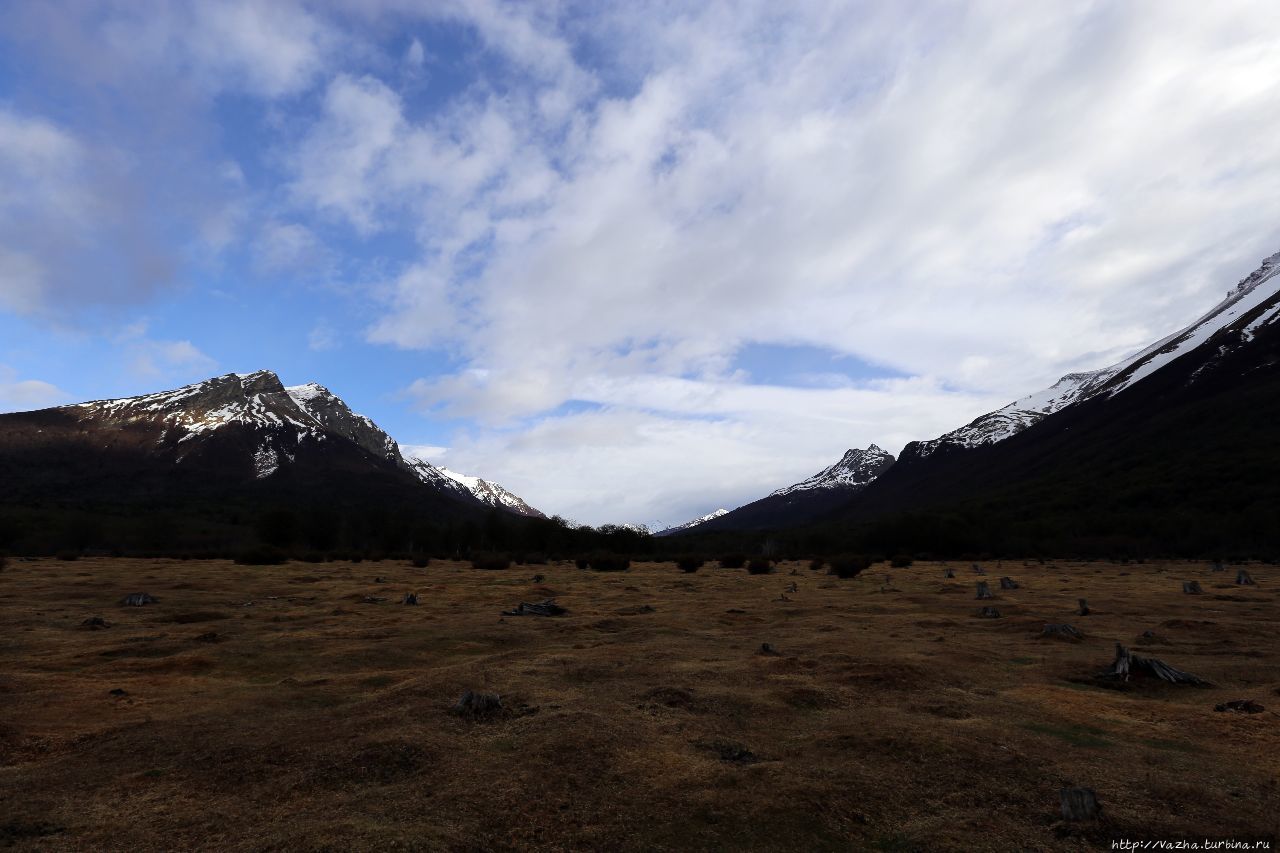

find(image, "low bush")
[830,554,871,579]
[809,558,825,571]
[676,555,704,573]
[747,558,773,575]
[719,554,747,569]
[889,554,913,568]
[234,546,287,566]
[523,552,549,565]
[471,552,512,571]
[55,550,80,561]
[574,557,590,570]
[410,556,430,568]
[299,552,325,563]
[588,553,631,572]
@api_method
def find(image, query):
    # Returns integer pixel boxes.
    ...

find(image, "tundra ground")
[1,558,1277,851]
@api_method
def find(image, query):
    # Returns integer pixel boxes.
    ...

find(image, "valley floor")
[1,557,1277,851]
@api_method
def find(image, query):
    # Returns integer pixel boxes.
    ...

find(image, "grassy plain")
[1,557,1277,851]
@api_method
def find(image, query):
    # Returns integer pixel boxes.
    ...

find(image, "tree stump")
[450,690,503,719]
[758,642,780,656]
[1103,643,1209,685]
[977,606,1002,618]
[402,592,418,605]
[943,568,955,579]
[1077,598,1090,616]
[1059,787,1101,821]
[976,581,994,600]
[80,616,111,629]
[119,593,158,607]
[1236,569,1256,586]
[1042,623,1083,642]
[972,563,985,574]
[1212,560,1225,572]
[999,576,1019,590]
[531,574,544,584]
[1183,580,1202,594]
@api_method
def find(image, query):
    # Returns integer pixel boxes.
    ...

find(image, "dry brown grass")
[1,557,1277,851]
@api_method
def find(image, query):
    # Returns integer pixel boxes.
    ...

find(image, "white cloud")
[0,366,70,412]
[308,322,339,352]
[308,1,1280,523]
[126,338,217,382]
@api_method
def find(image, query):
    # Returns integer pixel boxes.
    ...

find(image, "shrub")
[55,550,80,561]
[809,558,825,572]
[0,553,6,571]
[299,552,325,563]
[410,556,430,568]
[574,557,590,570]
[471,552,512,571]
[830,554,871,579]
[719,554,747,569]
[350,554,364,564]
[889,554,913,568]
[588,553,631,572]
[747,558,773,575]
[234,546,287,566]
[676,555,704,573]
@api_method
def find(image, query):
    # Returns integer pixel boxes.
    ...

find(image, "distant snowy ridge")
[70,370,544,515]
[907,250,1280,460]
[656,508,729,536]
[770,445,895,496]
[403,457,545,518]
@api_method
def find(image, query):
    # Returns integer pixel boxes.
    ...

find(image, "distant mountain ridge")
[0,370,539,521]
[677,446,896,533]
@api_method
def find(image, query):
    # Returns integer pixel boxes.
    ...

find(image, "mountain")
[830,249,1280,555]
[0,371,546,551]
[655,508,728,537]
[404,458,545,518]
[902,251,1280,462]
[679,446,896,533]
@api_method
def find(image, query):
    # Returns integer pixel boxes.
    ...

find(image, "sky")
[2,1,1280,528]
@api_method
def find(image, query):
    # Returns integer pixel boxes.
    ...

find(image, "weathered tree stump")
[119,593,158,606]
[1042,623,1083,642]
[501,598,566,617]
[1059,787,1101,821]
[80,616,111,629]
[1215,699,1265,714]
[1212,560,1225,572]
[402,592,418,605]
[1183,580,1202,594]
[972,563,985,574]
[785,582,798,593]
[1077,598,1090,616]
[976,581,994,600]
[758,642,781,656]
[1103,643,1209,685]
[1236,569,1256,586]
[999,576,1019,590]
[531,574,544,583]
[976,606,1002,618]
[943,568,955,579]
[450,690,503,719]
[362,595,388,604]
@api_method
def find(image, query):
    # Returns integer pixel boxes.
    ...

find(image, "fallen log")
[501,598,567,617]
[1102,643,1209,686]
[1042,623,1083,642]
[119,592,158,606]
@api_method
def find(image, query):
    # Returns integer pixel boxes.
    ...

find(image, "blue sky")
[2,1,1280,526]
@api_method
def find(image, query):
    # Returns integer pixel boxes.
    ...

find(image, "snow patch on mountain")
[656,508,729,536]
[910,251,1280,460]
[770,445,896,496]
[404,456,544,518]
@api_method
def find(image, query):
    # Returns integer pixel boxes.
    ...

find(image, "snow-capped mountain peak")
[770,444,896,496]
[905,250,1280,461]
[655,508,729,536]
[403,457,544,518]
